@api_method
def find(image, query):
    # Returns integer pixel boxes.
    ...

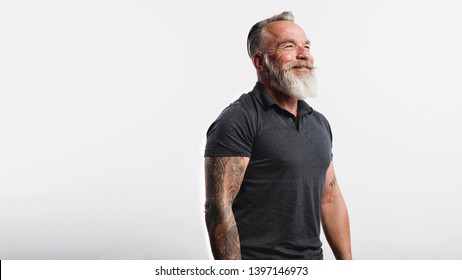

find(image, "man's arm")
[204,156,249,260]
[321,161,352,259]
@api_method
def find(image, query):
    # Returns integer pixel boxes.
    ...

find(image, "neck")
[260,81,298,117]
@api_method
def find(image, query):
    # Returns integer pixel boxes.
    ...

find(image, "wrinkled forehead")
[262,21,309,48]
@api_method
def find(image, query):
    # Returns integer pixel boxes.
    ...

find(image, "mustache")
[286,60,315,70]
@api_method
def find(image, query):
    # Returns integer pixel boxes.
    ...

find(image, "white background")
[1,0,461,260]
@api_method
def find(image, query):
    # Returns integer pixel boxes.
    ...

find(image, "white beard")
[263,55,318,99]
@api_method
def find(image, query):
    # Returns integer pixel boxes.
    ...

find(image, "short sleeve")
[323,115,334,161]
[205,103,256,157]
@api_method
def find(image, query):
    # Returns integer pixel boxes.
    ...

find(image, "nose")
[296,45,313,61]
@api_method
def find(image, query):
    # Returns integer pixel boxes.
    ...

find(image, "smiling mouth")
[292,66,312,71]
[289,58,314,68]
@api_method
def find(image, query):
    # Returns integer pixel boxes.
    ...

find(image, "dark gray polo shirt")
[205,82,333,259]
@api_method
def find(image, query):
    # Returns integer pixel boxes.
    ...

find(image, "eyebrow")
[277,39,311,47]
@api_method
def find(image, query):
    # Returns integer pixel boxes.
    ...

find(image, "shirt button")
[289,117,294,121]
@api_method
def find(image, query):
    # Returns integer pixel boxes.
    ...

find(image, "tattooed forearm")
[213,215,240,259]
[204,157,248,260]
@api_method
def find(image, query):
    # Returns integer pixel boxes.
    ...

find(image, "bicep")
[204,156,250,206]
[322,161,343,205]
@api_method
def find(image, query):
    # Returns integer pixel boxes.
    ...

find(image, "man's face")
[260,21,317,99]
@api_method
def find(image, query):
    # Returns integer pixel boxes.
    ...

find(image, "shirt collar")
[252,82,314,116]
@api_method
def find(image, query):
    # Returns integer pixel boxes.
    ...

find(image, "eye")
[304,45,311,50]
[281,43,295,50]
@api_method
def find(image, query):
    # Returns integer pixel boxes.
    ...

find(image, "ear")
[252,53,265,72]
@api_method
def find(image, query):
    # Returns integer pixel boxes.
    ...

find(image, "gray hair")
[246,11,294,57]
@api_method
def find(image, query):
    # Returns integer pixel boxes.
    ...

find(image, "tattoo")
[214,218,240,258]
[329,175,337,188]
[204,157,246,260]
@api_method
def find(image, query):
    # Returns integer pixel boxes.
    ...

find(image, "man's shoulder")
[205,90,260,157]
[218,90,261,119]
[230,90,260,110]
[311,109,329,121]
[308,109,333,139]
